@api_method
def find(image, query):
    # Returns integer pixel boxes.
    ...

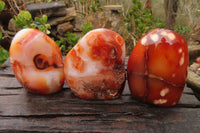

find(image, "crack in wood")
[0,74,15,77]
[4,87,23,89]
[0,129,51,133]
[175,104,200,108]
[0,113,102,119]
[0,94,20,96]
[0,111,161,120]
[183,92,195,95]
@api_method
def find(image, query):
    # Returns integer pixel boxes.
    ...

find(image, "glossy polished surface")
[10,29,64,94]
[127,29,189,106]
[64,28,126,99]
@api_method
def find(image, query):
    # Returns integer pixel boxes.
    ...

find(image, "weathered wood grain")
[26,1,67,18]
[0,58,200,133]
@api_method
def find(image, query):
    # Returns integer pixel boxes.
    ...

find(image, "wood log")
[48,15,76,26]
[0,57,200,132]
[187,69,200,100]
[186,45,200,100]
[190,23,200,42]
[32,7,70,18]
[65,7,76,16]
[57,22,74,36]
[48,7,76,26]
[26,1,66,17]
[188,45,200,64]
[103,5,122,12]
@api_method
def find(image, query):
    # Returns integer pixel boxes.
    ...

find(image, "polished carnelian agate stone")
[10,29,64,94]
[64,28,126,99]
[127,29,188,107]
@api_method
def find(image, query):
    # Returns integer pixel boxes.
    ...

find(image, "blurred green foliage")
[0,32,2,40]
[80,0,102,14]
[55,22,94,54]
[81,22,94,35]
[124,0,165,41]
[0,47,9,66]
[55,32,79,54]
[0,0,5,12]
[0,0,5,40]
[11,11,33,28]
[11,11,51,34]
[0,1,9,66]
[35,15,51,34]
[174,24,191,34]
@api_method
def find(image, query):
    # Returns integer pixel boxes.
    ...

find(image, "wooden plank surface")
[0,58,200,133]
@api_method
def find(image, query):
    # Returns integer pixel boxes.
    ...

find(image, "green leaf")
[65,32,79,46]
[124,18,130,23]
[145,18,152,24]
[45,24,51,29]
[132,0,137,4]
[127,26,131,32]
[125,0,166,46]
[174,24,191,34]
[0,1,5,12]
[34,15,51,34]
[46,30,50,35]
[60,45,66,51]
[0,48,9,65]
[0,32,2,40]
[137,1,143,9]
[35,15,48,25]
[35,17,43,24]
[12,11,33,28]
[81,22,94,35]
[42,15,48,24]
[128,10,134,15]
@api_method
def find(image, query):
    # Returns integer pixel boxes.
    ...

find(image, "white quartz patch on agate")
[161,31,175,41]
[150,34,159,42]
[141,37,147,45]
[179,52,185,66]
[20,67,63,93]
[44,70,63,93]
[167,33,175,40]
[66,53,104,78]
[141,29,179,46]
[178,48,183,53]
[160,88,169,97]
[153,99,167,105]
[65,37,107,78]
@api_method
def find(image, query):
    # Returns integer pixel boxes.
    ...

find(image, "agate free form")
[64,28,126,99]
[10,29,64,94]
[127,29,188,107]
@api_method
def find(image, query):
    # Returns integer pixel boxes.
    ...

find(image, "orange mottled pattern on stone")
[127,28,189,107]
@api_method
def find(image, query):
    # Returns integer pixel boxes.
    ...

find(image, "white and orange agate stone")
[64,28,126,99]
[10,29,64,94]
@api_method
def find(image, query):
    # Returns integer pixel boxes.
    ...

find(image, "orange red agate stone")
[127,29,188,107]
[10,29,64,94]
[64,28,126,99]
